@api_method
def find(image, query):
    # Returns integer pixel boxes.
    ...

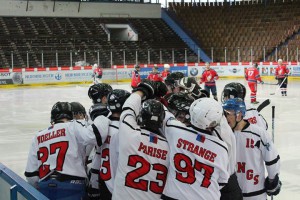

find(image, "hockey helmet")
[138,99,165,131]
[88,83,113,104]
[168,92,194,123]
[107,89,130,113]
[222,98,246,118]
[189,98,223,130]
[70,102,86,115]
[51,102,73,123]
[165,72,185,88]
[222,82,246,101]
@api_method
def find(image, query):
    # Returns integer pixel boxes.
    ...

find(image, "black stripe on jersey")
[90,168,100,174]
[218,182,227,186]
[123,107,137,117]
[161,194,178,200]
[76,120,85,127]
[212,128,223,141]
[141,132,168,142]
[246,108,257,111]
[166,124,228,153]
[243,188,266,197]
[241,130,260,138]
[96,151,101,155]
[122,114,141,131]
[24,171,39,177]
[265,155,280,166]
[109,124,119,130]
[92,124,102,147]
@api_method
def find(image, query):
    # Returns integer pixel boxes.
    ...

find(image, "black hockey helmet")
[178,77,207,99]
[107,89,131,113]
[138,99,165,131]
[70,102,86,115]
[164,72,185,88]
[222,82,246,102]
[88,83,113,104]
[168,92,194,123]
[89,104,110,121]
[51,102,73,123]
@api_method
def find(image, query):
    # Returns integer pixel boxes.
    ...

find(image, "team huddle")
[24,66,282,200]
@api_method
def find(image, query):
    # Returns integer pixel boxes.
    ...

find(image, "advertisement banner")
[23,70,93,84]
[0,72,23,85]
[188,65,244,77]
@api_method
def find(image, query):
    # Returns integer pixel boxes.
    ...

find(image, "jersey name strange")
[177,138,217,163]
[37,128,66,144]
[138,142,167,160]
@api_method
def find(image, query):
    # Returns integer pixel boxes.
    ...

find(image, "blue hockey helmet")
[222,98,246,117]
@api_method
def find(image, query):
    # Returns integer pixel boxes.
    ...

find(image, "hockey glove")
[265,174,282,196]
[89,104,110,121]
[132,79,155,100]
[154,81,168,98]
[275,76,278,80]
[261,81,264,84]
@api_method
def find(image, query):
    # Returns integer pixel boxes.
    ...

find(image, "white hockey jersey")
[25,116,110,188]
[112,93,170,200]
[99,118,120,194]
[245,102,268,130]
[234,121,280,200]
[161,117,230,200]
[213,115,237,175]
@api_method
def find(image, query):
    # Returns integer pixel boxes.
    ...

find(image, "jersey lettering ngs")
[112,130,169,200]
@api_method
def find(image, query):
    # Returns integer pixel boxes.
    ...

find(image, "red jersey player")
[245,63,264,104]
[275,59,290,96]
[161,64,171,81]
[147,66,163,82]
[200,62,219,101]
[131,65,141,88]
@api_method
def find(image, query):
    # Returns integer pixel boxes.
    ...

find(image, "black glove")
[132,79,155,100]
[265,174,282,196]
[154,81,168,98]
[275,76,278,80]
[284,73,288,77]
[261,81,264,84]
[89,104,110,121]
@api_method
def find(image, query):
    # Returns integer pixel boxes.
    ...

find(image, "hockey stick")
[271,106,275,200]
[257,99,271,112]
[261,82,278,85]
[270,76,287,95]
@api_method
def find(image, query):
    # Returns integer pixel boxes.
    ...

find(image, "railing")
[1,46,299,69]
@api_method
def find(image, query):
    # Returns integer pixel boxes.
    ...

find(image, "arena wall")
[1,62,299,87]
[0,0,161,18]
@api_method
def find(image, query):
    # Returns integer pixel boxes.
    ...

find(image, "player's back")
[33,121,88,180]
[112,116,169,200]
[162,119,229,200]
[245,102,268,130]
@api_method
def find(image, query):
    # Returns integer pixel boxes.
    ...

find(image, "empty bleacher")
[169,0,300,62]
[0,17,195,68]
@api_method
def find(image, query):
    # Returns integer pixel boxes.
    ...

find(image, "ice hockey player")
[131,64,141,88]
[164,72,185,95]
[92,64,103,84]
[87,83,112,199]
[161,98,230,200]
[223,98,281,200]
[24,102,110,200]
[245,63,264,104]
[147,66,163,82]
[221,82,268,130]
[200,62,219,101]
[89,89,130,200]
[70,102,88,126]
[275,58,290,96]
[161,64,171,80]
[112,80,169,200]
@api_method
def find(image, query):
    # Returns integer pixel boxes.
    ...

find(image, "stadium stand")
[0,17,196,68]
[168,0,300,62]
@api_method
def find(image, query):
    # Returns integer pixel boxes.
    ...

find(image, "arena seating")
[168,0,300,62]
[0,17,195,68]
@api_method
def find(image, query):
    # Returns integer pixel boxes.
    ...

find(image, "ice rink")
[1,79,299,199]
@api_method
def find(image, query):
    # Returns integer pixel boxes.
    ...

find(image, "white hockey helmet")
[189,98,223,130]
[93,63,98,68]
[164,64,170,69]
